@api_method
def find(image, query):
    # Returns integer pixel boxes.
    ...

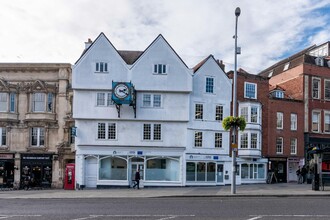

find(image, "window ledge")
[25,112,56,121]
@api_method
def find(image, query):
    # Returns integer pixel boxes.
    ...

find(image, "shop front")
[0,153,15,188]
[20,153,53,188]
[76,148,184,189]
[268,157,287,183]
[185,154,228,186]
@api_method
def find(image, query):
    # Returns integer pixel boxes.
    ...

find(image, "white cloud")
[0,0,329,73]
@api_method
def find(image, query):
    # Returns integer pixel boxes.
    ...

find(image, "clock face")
[114,83,129,99]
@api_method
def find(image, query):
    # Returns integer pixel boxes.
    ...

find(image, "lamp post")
[231,6,241,195]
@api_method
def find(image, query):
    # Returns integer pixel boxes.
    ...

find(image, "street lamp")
[232,6,241,195]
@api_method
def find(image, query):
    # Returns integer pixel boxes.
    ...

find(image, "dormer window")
[153,64,167,74]
[268,71,273,78]
[272,90,284,99]
[95,62,108,73]
[283,62,290,71]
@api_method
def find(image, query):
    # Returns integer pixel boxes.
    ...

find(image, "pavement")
[0,183,329,199]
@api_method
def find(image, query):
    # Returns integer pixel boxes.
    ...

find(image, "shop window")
[207,163,216,181]
[145,157,179,181]
[186,162,196,181]
[197,162,206,181]
[99,157,127,180]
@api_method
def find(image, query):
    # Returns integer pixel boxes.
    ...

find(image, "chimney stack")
[85,38,93,49]
[216,59,225,72]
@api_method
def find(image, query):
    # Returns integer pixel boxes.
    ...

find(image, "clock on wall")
[113,83,130,99]
[112,81,136,118]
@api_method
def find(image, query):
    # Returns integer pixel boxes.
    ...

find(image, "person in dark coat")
[301,166,307,183]
[132,169,141,189]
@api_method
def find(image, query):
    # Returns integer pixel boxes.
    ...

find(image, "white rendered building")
[186,55,233,185]
[73,33,193,188]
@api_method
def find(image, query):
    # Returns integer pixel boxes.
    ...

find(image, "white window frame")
[277,112,283,129]
[239,104,261,124]
[0,93,8,112]
[194,131,203,147]
[142,94,162,108]
[215,105,223,121]
[325,79,330,100]
[312,77,321,99]
[325,111,330,133]
[143,123,162,141]
[239,132,260,150]
[96,92,114,106]
[31,127,45,147]
[240,106,248,122]
[290,138,297,155]
[0,127,7,146]
[290,113,297,131]
[276,137,283,154]
[215,132,222,148]
[195,103,203,120]
[97,122,117,140]
[205,77,215,94]
[153,64,167,74]
[244,82,257,99]
[283,62,290,71]
[31,92,54,113]
[312,111,321,133]
[95,62,108,73]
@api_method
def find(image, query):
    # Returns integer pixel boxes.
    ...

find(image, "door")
[288,162,299,182]
[131,162,144,182]
[85,157,97,188]
[217,164,224,183]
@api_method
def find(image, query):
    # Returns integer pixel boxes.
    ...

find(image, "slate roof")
[117,50,143,65]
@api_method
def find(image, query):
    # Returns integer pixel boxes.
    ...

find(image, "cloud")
[0,0,329,73]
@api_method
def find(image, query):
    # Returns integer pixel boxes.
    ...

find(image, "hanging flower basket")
[222,116,246,131]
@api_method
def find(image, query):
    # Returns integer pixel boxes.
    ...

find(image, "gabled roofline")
[258,44,317,76]
[74,32,129,67]
[193,55,229,79]
[129,34,189,69]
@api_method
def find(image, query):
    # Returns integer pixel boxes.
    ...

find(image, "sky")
[0,0,329,73]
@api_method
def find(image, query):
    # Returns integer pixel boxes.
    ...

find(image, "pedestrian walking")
[296,166,303,184]
[132,169,141,189]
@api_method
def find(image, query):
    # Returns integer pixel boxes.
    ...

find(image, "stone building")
[0,63,74,188]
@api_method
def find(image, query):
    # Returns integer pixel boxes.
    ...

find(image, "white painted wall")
[187,56,232,156]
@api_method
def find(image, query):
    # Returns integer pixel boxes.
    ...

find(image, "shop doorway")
[217,164,224,183]
[85,157,97,188]
[288,162,299,182]
[131,162,144,183]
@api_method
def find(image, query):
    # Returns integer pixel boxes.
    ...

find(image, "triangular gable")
[193,55,230,81]
[130,34,189,70]
[74,32,128,68]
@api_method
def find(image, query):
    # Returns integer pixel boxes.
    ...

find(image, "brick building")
[259,42,330,182]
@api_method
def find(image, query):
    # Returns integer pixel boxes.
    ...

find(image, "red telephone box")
[64,163,75,190]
